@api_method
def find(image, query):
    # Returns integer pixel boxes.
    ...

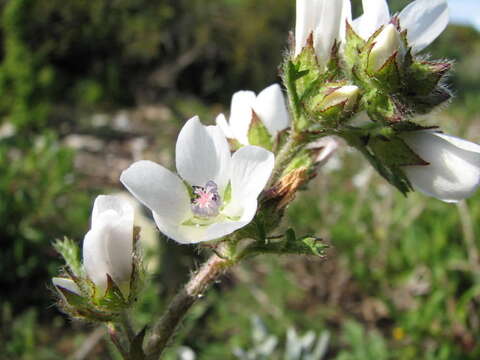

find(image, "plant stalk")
[144,253,234,359]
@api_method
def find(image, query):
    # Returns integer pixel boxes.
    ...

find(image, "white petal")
[91,195,134,296]
[398,0,449,53]
[295,0,318,55]
[253,84,290,137]
[401,131,480,202]
[84,209,133,296]
[91,195,133,231]
[339,0,353,43]
[434,132,480,153]
[52,277,81,296]
[175,116,232,187]
[226,146,274,217]
[215,113,234,139]
[205,125,232,193]
[229,91,256,145]
[354,0,390,39]
[314,0,345,67]
[120,160,191,223]
[153,202,257,244]
[368,24,404,72]
[83,219,114,294]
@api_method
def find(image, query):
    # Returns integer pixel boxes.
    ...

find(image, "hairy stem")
[144,253,234,359]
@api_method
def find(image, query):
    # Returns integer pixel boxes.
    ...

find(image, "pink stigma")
[191,181,222,218]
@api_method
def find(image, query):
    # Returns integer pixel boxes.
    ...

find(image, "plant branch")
[144,253,234,359]
[120,311,136,343]
[108,323,130,360]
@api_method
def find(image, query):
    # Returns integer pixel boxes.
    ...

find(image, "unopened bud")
[320,85,360,113]
[368,24,406,73]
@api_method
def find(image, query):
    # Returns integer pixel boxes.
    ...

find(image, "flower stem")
[268,134,306,187]
[120,311,136,343]
[144,253,234,359]
[108,323,130,360]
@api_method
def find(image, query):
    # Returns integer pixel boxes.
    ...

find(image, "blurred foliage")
[0,133,91,312]
[0,0,294,132]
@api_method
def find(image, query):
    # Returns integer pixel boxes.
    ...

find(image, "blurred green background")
[2,0,480,359]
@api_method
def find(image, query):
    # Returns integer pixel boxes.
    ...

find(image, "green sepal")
[292,38,323,96]
[97,274,128,311]
[341,130,414,195]
[344,22,367,72]
[371,52,402,93]
[53,237,83,277]
[56,285,86,308]
[129,327,148,360]
[407,60,451,97]
[248,112,273,150]
[368,135,429,167]
[128,257,144,304]
[227,138,242,152]
[363,90,399,123]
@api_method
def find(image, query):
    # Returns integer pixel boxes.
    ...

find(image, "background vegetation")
[2,0,480,359]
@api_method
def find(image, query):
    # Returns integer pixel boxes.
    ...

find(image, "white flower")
[120,116,275,244]
[52,277,81,297]
[401,130,480,202]
[215,84,289,145]
[83,195,135,296]
[353,0,449,54]
[295,0,351,67]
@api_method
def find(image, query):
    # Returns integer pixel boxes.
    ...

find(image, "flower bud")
[320,85,360,112]
[368,24,406,73]
[83,195,135,298]
[400,130,480,202]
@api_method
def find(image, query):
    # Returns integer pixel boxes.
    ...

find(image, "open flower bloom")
[121,116,275,244]
[353,0,449,54]
[215,84,289,146]
[401,130,480,202]
[295,0,351,67]
[83,195,134,297]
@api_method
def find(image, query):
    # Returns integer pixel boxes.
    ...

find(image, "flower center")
[191,180,222,218]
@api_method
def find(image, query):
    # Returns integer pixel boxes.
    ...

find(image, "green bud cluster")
[344,21,451,123]
[284,20,452,195]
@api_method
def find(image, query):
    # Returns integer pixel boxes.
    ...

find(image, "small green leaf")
[294,236,328,257]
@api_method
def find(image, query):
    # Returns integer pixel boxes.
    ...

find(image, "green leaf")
[248,112,273,150]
